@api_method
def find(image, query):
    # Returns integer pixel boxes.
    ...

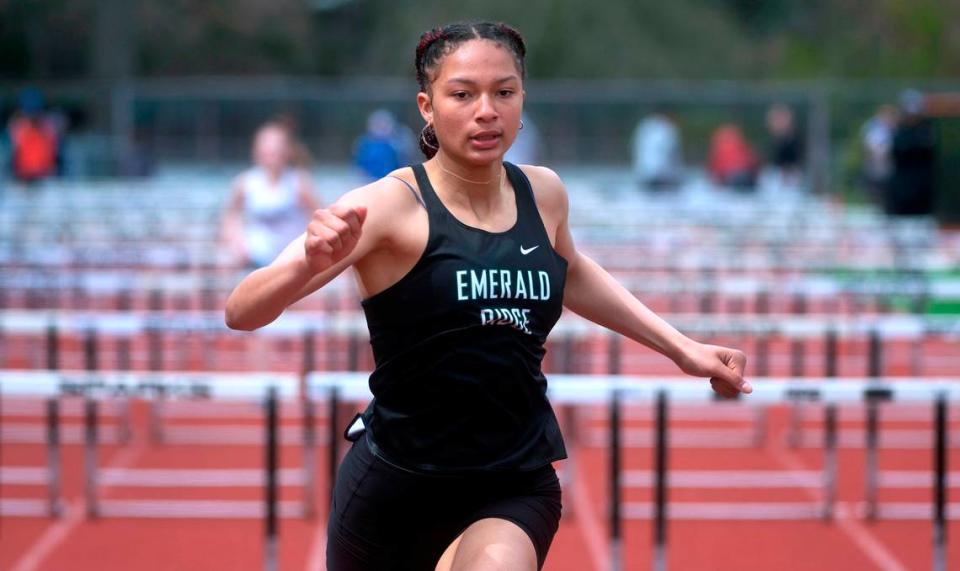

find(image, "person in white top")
[222,121,320,268]
[631,111,683,190]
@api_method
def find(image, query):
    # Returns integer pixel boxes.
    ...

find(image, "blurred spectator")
[353,109,414,180]
[765,103,804,189]
[860,105,898,204]
[631,110,683,190]
[6,88,65,184]
[505,112,541,165]
[708,123,759,191]
[887,90,937,217]
[273,112,315,169]
[117,127,156,178]
[221,120,320,268]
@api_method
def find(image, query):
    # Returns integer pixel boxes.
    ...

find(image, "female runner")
[225,21,750,571]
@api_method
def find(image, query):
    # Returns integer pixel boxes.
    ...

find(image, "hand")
[676,341,751,399]
[304,204,367,274]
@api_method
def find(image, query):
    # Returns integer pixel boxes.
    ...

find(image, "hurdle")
[7,370,301,571]
[3,311,957,382]
[307,373,957,571]
[264,386,279,571]
[0,371,63,518]
[556,377,957,571]
[4,310,958,456]
[0,369,308,564]
[39,318,134,438]
[69,372,300,514]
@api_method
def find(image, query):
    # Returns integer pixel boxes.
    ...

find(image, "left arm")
[528,166,751,397]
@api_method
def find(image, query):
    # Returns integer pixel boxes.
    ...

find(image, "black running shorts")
[326,435,562,570]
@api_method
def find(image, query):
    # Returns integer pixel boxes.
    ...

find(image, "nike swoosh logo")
[520,245,539,255]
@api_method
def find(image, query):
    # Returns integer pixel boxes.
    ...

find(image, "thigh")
[327,439,465,571]
[448,466,563,571]
[444,518,538,571]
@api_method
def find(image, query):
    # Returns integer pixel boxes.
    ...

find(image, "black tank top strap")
[410,163,445,218]
[386,174,426,209]
[503,161,552,246]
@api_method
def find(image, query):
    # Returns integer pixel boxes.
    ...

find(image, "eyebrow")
[444,75,519,85]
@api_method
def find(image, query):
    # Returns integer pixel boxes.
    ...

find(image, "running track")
[3,336,958,570]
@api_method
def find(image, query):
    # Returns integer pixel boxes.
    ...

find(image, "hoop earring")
[519,119,524,130]
[420,124,439,151]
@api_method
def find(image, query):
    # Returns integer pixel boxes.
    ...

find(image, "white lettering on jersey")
[480,307,532,334]
[456,268,551,302]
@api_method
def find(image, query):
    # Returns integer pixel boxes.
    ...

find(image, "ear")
[416,91,433,126]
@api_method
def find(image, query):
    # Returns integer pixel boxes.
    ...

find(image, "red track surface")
[3,382,958,570]
[2,326,958,570]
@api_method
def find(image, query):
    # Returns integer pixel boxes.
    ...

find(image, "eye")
[498,89,515,97]
[452,91,470,100]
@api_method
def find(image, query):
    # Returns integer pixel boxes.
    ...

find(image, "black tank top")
[359,161,569,473]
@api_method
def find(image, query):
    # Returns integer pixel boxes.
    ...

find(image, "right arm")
[224,182,382,331]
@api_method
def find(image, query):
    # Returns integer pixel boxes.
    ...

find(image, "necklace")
[437,154,503,186]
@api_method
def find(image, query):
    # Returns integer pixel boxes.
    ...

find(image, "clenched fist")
[675,342,751,399]
[304,204,367,274]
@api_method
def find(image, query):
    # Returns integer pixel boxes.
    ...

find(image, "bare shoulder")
[383,166,422,199]
[329,168,424,241]
[517,164,569,219]
[334,168,420,210]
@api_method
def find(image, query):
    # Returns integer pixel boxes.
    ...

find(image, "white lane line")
[9,438,148,571]
[767,443,908,571]
[835,502,913,571]
[8,499,85,571]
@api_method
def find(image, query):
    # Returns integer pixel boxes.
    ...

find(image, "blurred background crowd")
[2,1,959,243]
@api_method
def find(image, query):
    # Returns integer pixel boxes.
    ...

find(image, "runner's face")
[419,39,524,164]
[253,126,291,172]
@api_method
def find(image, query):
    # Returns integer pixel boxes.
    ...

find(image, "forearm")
[224,256,314,331]
[563,252,693,364]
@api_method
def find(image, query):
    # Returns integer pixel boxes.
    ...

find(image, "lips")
[471,130,501,141]
[470,130,502,149]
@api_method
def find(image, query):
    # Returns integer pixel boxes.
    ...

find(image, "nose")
[475,93,498,123]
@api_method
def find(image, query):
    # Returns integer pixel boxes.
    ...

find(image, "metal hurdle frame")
[0,370,299,571]
[0,372,64,518]
[4,368,956,569]
[309,373,956,571]
[599,377,956,571]
[64,371,301,518]
[4,311,958,395]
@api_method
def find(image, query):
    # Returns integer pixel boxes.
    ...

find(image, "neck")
[434,152,503,192]
[429,152,508,219]
[262,166,284,183]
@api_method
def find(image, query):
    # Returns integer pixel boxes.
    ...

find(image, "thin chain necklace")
[437,153,503,186]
